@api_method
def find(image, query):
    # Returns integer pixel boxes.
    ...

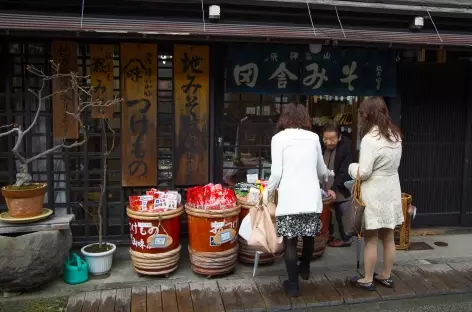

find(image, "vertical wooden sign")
[174,44,210,185]
[121,43,158,187]
[90,44,115,119]
[437,49,447,63]
[51,41,79,139]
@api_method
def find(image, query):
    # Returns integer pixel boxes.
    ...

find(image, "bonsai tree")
[0,61,121,228]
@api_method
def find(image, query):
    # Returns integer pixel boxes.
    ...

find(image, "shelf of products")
[309,96,364,154]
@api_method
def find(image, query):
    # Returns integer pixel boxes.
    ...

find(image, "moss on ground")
[0,296,68,312]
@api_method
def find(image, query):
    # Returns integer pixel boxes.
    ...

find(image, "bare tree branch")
[0,61,122,187]
[1,60,121,245]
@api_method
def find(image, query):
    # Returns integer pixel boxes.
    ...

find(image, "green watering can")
[63,253,88,285]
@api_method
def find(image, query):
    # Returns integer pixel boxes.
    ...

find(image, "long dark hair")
[359,97,401,143]
[276,103,312,133]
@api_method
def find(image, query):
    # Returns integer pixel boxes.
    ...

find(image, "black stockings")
[283,236,314,283]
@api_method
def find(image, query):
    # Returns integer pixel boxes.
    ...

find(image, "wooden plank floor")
[67,261,472,312]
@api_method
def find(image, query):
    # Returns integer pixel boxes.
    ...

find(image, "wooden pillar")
[461,64,472,226]
[210,43,226,184]
[417,49,426,62]
[437,49,447,63]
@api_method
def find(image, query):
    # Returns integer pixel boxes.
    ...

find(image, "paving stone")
[325,270,380,304]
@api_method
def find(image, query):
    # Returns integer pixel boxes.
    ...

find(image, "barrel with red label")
[127,206,183,276]
[297,195,333,258]
[185,204,241,277]
[239,202,254,228]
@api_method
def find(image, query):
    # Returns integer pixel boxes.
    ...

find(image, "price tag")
[219,230,232,244]
[147,234,173,248]
[213,228,236,245]
[154,236,166,247]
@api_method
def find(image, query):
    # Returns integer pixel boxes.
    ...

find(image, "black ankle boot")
[297,264,310,280]
[283,280,301,297]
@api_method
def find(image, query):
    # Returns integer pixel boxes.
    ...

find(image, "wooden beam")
[161,0,472,16]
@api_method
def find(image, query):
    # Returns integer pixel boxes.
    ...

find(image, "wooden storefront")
[1,0,472,244]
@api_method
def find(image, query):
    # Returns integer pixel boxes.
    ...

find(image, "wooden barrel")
[395,193,413,250]
[238,237,283,265]
[127,206,183,276]
[297,196,333,259]
[185,204,241,276]
[238,202,255,229]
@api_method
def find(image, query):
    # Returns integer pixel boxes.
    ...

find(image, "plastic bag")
[244,189,283,255]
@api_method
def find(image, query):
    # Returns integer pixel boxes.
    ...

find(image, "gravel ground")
[0,296,67,312]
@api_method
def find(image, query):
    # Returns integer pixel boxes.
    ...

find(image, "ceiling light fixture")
[411,16,424,30]
[209,5,221,20]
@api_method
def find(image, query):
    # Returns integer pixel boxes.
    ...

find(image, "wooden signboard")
[51,41,79,139]
[90,44,115,119]
[174,44,210,186]
[120,43,158,187]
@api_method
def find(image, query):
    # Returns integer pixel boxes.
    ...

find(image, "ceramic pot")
[1,183,47,218]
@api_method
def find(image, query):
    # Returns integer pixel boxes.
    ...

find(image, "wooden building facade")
[0,0,472,244]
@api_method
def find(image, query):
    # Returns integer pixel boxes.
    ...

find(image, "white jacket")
[348,126,403,229]
[267,129,329,217]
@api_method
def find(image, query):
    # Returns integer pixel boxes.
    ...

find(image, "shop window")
[222,93,299,186]
[221,92,363,186]
[0,41,51,208]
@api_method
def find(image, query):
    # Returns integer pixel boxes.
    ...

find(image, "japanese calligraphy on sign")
[90,44,114,119]
[174,44,209,186]
[264,47,300,92]
[121,43,157,187]
[226,44,397,96]
[51,41,78,139]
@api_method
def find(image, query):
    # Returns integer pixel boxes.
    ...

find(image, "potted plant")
[80,118,118,275]
[0,62,101,219]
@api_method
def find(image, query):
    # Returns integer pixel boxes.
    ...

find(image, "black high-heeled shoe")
[297,264,310,280]
[350,276,376,291]
[283,280,301,297]
[373,273,394,288]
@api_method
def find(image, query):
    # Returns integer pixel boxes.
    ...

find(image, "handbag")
[346,168,366,236]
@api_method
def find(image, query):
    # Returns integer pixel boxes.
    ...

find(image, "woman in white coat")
[348,97,403,291]
[267,103,331,297]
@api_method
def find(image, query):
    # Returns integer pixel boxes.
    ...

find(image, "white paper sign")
[247,173,258,183]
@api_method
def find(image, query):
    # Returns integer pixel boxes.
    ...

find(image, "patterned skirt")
[276,213,322,239]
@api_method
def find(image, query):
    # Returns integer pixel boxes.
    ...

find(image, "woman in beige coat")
[348,97,403,291]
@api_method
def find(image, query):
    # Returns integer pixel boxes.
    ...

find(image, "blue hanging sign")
[226,44,397,96]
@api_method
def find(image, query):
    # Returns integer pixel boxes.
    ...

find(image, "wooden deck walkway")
[66,261,472,312]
